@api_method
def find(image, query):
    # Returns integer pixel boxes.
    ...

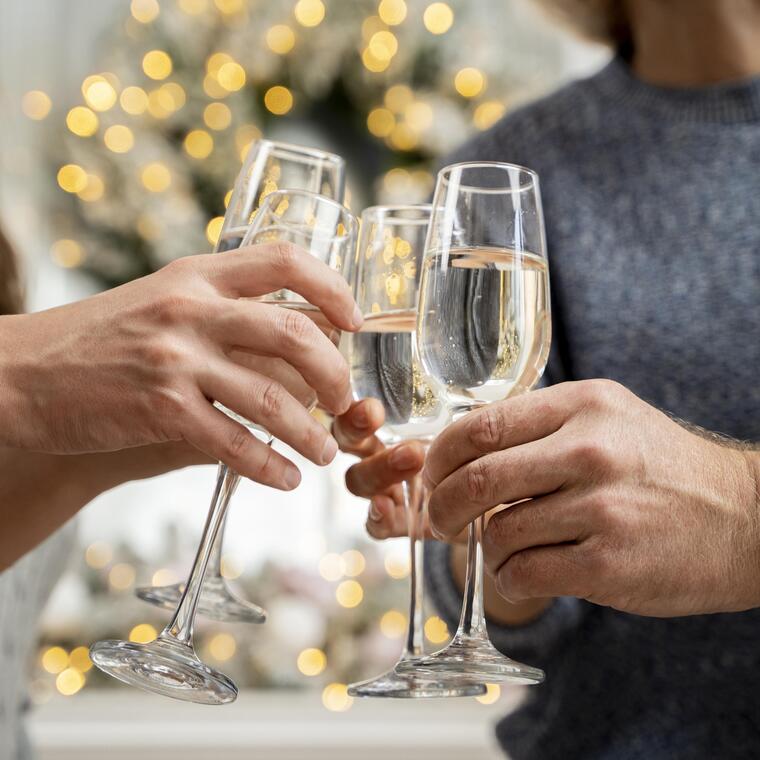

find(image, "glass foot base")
[397,635,545,685]
[90,638,238,705]
[136,577,266,624]
[348,663,486,699]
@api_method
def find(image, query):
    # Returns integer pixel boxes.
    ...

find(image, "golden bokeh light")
[294,0,325,27]
[56,668,85,696]
[454,67,486,98]
[120,86,149,115]
[184,129,214,159]
[379,609,406,639]
[235,123,261,160]
[388,123,417,151]
[42,647,69,674]
[367,107,395,137]
[141,162,172,192]
[85,541,112,569]
[404,100,433,131]
[178,0,208,13]
[335,580,363,608]
[217,61,246,91]
[21,90,52,120]
[297,648,327,676]
[318,552,345,582]
[203,73,229,99]
[109,563,136,590]
[57,164,88,193]
[368,30,398,62]
[322,683,353,712]
[137,214,163,241]
[378,0,407,25]
[220,555,242,579]
[161,82,186,110]
[473,100,506,130]
[104,124,134,153]
[384,84,413,112]
[204,102,232,130]
[206,216,224,244]
[341,550,366,577]
[424,615,450,644]
[78,174,105,202]
[384,553,410,579]
[423,2,454,34]
[129,623,158,643]
[214,0,244,13]
[83,76,117,112]
[208,632,236,661]
[142,50,173,80]
[206,51,233,73]
[147,87,174,118]
[66,106,99,137]
[150,568,178,586]
[266,24,296,54]
[224,189,233,207]
[264,85,293,115]
[69,647,93,673]
[362,48,390,73]
[131,0,160,23]
[361,15,385,41]
[476,683,501,705]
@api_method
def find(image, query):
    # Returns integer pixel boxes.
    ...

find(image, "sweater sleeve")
[425,539,588,667]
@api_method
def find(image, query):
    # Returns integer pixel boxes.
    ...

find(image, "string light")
[335,580,363,608]
[178,0,208,13]
[108,563,136,590]
[120,86,149,115]
[21,90,52,120]
[206,51,233,73]
[85,542,112,569]
[41,647,69,674]
[362,48,390,73]
[129,624,157,643]
[141,162,172,192]
[368,30,398,61]
[423,2,454,34]
[264,85,293,115]
[147,87,173,118]
[266,24,296,54]
[69,647,93,673]
[217,61,246,91]
[341,550,366,577]
[454,67,486,98]
[476,684,501,705]
[297,648,327,676]
[104,124,134,153]
[473,100,506,130]
[204,103,232,132]
[142,50,173,80]
[294,0,325,27]
[378,0,407,25]
[57,164,88,193]
[184,129,214,159]
[367,107,395,137]
[318,552,345,581]
[130,0,160,23]
[206,216,224,244]
[56,668,85,696]
[322,683,353,712]
[379,610,406,638]
[78,174,105,202]
[208,633,236,661]
[83,76,117,111]
[424,615,450,643]
[384,84,413,112]
[66,106,99,137]
[388,123,417,151]
[203,74,228,99]
[161,82,186,110]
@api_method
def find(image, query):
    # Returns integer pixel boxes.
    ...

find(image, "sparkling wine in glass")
[136,140,345,625]
[407,162,551,684]
[344,204,484,699]
[90,189,357,705]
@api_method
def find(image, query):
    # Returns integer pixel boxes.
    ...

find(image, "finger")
[200,361,338,467]
[229,352,316,410]
[427,435,567,540]
[333,399,386,455]
[213,300,351,415]
[424,383,580,488]
[495,544,590,603]
[482,492,587,577]
[183,399,301,490]
[366,495,407,539]
[345,442,426,498]
[208,243,362,332]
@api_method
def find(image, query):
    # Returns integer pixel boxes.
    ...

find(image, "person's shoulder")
[445,64,611,166]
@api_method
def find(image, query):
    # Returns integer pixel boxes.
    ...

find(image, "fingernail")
[352,305,364,330]
[352,407,369,429]
[284,466,301,490]
[368,501,382,521]
[389,444,418,470]
[321,436,339,464]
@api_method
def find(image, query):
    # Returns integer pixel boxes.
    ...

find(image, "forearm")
[450,543,551,626]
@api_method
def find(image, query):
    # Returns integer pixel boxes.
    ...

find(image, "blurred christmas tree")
[50,0,594,287]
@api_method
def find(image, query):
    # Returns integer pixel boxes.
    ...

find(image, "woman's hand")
[0,243,362,490]
[425,379,760,617]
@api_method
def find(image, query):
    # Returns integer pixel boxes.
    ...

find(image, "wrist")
[0,314,30,448]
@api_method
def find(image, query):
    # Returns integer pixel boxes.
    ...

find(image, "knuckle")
[279,308,314,350]
[500,552,537,599]
[271,241,299,273]
[465,459,492,503]
[256,443,282,484]
[138,336,185,371]
[223,427,251,462]
[577,378,625,410]
[154,292,197,327]
[259,380,286,419]
[468,406,507,450]
[570,439,614,472]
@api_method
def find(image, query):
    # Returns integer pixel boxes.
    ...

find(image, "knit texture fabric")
[426,57,760,759]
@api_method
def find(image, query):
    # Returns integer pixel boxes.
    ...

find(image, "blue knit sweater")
[427,58,760,759]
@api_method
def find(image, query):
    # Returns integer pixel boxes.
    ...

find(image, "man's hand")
[0,243,363,490]
[425,379,760,617]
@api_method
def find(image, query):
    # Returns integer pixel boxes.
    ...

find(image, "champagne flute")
[344,205,484,699]
[407,162,551,683]
[90,190,357,704]
[136,140,345,624]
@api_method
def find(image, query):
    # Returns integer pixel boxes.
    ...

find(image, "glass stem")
[456,516,488,640]
[162,462,241,646]
[400,472,428,661]
[205,509,228,582]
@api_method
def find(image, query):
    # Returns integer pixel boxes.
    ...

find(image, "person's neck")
[626,0,760,87]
